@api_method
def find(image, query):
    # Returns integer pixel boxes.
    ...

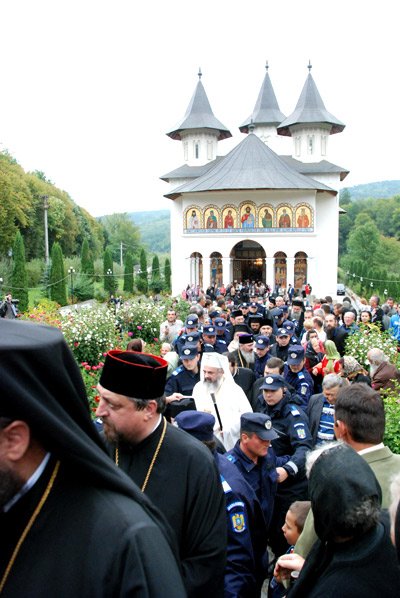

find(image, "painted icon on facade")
[260,207,273,228]
[222,207,236,228]
[186,208,200,229]
[240,205,255,228]
[205,208,218,229]
[295,205,312,228]
[277,207,292,228]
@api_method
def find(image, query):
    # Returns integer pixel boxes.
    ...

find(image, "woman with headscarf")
[340,355,371,385]
[312,340,341,378]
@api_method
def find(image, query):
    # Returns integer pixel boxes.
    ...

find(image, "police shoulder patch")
[300,385,307,395]
[296,426,306,439]
[231,512,246,533]
[173,366,184,376]
[297,372,305,380]
[226,454,237,464]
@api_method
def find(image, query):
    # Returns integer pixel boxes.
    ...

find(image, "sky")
[0,1,398,217]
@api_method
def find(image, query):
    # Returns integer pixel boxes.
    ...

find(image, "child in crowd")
[268,501,311,597]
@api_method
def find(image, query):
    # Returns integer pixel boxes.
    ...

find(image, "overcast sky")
[0,1,398,217]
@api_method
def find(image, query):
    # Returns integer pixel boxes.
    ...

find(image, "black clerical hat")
[100,350,168,399]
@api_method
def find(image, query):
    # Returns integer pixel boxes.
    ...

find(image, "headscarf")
[342,355,364,376]
[324,340,340,373]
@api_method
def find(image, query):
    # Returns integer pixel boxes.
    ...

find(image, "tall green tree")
[81,238,95,279]
[103,247,116,295]
[150,255,161,292]
[346,214,382,269]
[164,258,171,292]
[124,252,134,293]
[136,248,148,294]
[12,230,29,312]
[50,242,67,305]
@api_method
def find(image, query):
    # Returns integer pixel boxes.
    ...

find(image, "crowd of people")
[2,281,400,596]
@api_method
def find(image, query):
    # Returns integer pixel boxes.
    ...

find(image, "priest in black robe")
[97,349,227,597]
[0,319,186,598]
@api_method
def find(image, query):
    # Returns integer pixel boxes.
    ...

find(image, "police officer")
[175,410,268,597]
[164,344,200,402]
[174,315,201,357]
[284,345,314,408]
[202,325,226,354]
[256,374,312,558]
[247,314,264,336]
[269,328,292,361]
[214,317,230,345]
[254,336,270,378]
[280,319,300,345]
[225,413,279,531]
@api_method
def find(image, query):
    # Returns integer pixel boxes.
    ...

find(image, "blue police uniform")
[256,389,312,557]
[226,442,278,531]
[254,352,269,379]
[174,331,201,357]
[284,365,314,408]
[164,364,200,396]
[217,453,268,597]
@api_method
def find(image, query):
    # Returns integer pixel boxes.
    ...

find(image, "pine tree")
[164,258,171,292]
[50,242,67,305]
[81,238,95,279]
[124,252,134,293]
[103,247,116,295]
[150,255,161,292]
[136,248,148,294]
[12,230,29,312]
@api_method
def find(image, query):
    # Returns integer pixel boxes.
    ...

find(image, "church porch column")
[286,257,295,291]
[202,257,211,291]
[222,257,231,286]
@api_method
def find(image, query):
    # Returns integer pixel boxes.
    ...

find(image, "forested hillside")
[128,210,170,253]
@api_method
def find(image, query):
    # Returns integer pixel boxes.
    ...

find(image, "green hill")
[128,210,170,254]
[341,180,400,201]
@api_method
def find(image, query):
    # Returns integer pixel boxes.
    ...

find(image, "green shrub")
[26,259,45,287]
[381,382,400,454]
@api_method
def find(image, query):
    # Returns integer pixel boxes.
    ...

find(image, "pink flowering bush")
[116,301,164,343]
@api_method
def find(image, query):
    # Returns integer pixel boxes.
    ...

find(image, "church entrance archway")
[230,241,266,282]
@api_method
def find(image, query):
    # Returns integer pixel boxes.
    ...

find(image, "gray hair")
[367,348,388,365]
[127,395,166,414]
[390,472,400,541]
[322,373,344,390]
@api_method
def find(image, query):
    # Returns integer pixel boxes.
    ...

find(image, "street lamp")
[40,195,50,265]
[68,267,75,304]
[0,277,3,298]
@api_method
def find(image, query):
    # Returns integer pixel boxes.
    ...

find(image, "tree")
[124,252,134,293]
[346,214,382,268]
[103,247,116,296]
[150,255,161,292]
[50,242,67,305]
[81,238,95,279]
[100,213,141,263]
[136,248,148,294]
[164,258,171,292]
[12,231,29,312]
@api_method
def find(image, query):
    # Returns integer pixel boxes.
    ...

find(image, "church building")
[161,63,348,297]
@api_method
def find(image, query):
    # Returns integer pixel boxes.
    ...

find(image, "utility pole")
[120,241,123,267]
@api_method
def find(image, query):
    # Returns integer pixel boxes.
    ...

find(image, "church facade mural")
[184,202,314,233]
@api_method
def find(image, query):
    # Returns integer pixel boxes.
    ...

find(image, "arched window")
[274,252,287,291]
[294,252,307,293]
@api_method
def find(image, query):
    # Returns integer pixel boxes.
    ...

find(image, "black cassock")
[0,457,186,598]
[105,421,227,597]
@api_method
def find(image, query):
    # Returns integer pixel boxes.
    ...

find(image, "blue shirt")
[316,399,335,445]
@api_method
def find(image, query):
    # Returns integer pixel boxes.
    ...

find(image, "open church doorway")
[230,240,266,282]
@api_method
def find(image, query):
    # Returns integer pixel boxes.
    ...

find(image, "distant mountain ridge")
[341,180,400,201]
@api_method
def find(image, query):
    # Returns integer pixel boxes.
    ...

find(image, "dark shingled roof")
[277,72,345,136]
[281,156,350,181]
[166,78,231,141]
[160,157,224,182]
[239,64,286,133]
[164,132,335,199]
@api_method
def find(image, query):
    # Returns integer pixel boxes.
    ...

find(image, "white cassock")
[192,375,252,450]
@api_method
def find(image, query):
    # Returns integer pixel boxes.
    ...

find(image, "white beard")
[203,380,221,394]
[369,363,378,377]
[240,348,255,365]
